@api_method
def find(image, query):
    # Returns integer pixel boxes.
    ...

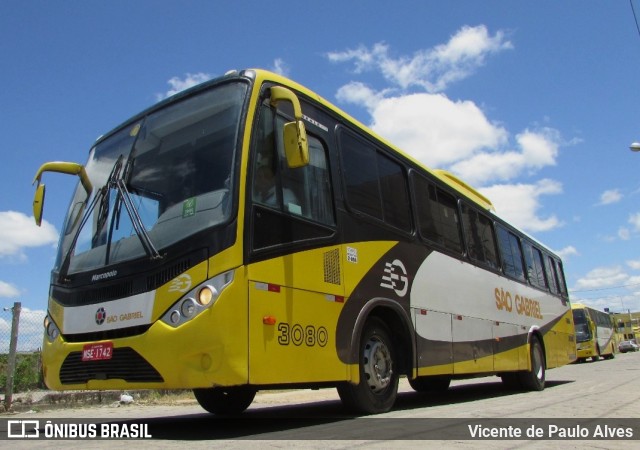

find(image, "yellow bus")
[571,303,615,362]
[33,69,576,415]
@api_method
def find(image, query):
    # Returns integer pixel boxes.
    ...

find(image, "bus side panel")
[411,251,572,373]
[413,309,453,376]
[247,247,348,385]
[452,315,494,374]
[546,310,576,368]
[493,322,528,371]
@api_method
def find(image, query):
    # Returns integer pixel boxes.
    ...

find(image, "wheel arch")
[348,298,415,377]
[527,326,547,369]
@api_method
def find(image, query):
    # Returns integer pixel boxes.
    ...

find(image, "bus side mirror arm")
[269,86,309,168]
[32,161,93,226]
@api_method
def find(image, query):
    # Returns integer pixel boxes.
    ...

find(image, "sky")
[1,1,640,348]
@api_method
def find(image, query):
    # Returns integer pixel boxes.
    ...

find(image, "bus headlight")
[161,269,234,328]
[197,286,217,306]
[43,315,60,342]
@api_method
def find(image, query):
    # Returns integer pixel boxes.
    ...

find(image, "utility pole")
[4,301,21,411]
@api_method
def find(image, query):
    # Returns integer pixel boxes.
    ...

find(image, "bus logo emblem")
[95,307,107,325]
[380,259,408,297]
[168,274,192,293]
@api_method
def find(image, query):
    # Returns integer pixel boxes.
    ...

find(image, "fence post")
[4,301,21,411]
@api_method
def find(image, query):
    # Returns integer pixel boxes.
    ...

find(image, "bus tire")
[337,317,398,414]
[409,375,451,393]
[193,386,256,415]
[518,336,545,391]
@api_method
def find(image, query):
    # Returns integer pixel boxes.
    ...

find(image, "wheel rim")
[363,336,393,393]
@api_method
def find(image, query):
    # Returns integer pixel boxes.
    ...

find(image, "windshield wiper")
[58,155,125,282]
[57,154,162,282]
[115,162,162,260]
[106,155,162,261]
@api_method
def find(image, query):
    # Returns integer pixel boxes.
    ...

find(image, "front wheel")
[337,318,399,414]
[193,386,256,415]
[518,336,545,391]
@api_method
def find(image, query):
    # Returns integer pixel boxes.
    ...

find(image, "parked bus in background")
[571,303,615,362]
[32,69,576,415]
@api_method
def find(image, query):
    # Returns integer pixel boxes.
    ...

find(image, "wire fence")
[1,302,46,410]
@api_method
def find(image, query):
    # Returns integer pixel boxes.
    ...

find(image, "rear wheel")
[518,336,545,391]
[337,318,399,414]
[193,386,256,415]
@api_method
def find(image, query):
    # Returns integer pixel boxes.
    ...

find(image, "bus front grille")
[60,347,164,384]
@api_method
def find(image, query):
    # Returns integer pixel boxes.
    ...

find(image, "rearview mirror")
[270,86,309,169]
[33,183,46,227]
[283,121,309,168]
[32,161,92,226]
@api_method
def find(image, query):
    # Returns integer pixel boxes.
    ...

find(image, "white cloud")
[0,211,58,259]
[574,266,629,291]
[329,27,566,233]
[479,179,563,233]
[618,227,631,240]
[555,246,579,260]
[451,128,560,185]
[0,281,20,298]
[339,91,508,167]
[327,25,512,92]
[597,189,622,206]
[271,58,290,77]
[628,260,640,270]
[156,72,212,100]
[336,81,390,111]
[375,93,508,167]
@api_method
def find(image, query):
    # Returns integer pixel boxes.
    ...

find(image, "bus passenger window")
[412,174,463,253]
[496,225,525,281]
[339,130,411,232]
[340,132,383,220]
[544,255,560,294]
[461,204,498,268]
[555,259,568,296]
[523,242,547,289]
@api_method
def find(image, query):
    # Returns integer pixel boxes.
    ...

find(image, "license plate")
[82,342,113,362]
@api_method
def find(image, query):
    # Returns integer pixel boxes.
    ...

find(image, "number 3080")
[277,323,328,347]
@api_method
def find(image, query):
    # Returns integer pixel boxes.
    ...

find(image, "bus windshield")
[572,309,592,343]
[56,81,247,275]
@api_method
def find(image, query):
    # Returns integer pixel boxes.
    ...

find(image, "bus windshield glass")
[57,81,247,275]
[572,309,592,343]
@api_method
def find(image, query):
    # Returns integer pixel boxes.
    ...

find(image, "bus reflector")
[325,294,345,303]
[263,315,277,325]
[256,282,281,293]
